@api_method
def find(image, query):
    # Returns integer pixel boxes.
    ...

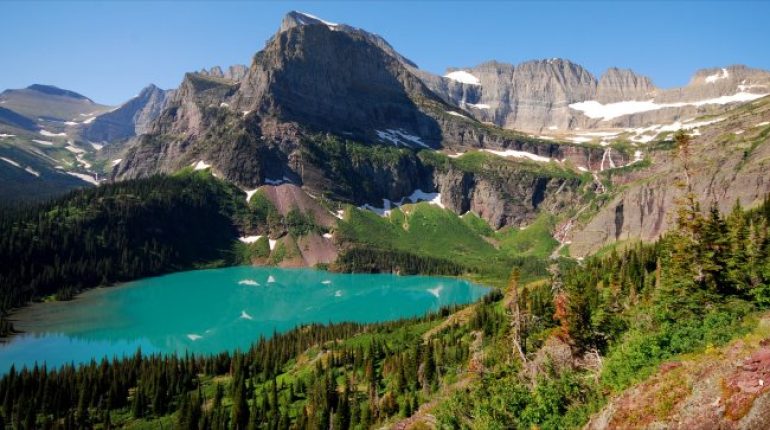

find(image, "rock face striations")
[595,67,656,103]
[424,62,770,132]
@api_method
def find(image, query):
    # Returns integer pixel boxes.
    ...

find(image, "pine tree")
[336,384,351,430]
[507,268,527,361]
[131,388,145,419]
[231,376,250,430]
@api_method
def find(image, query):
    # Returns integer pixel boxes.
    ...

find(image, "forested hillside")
[0,172,246,323]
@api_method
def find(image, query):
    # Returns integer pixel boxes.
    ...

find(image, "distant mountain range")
[0,10,769,256]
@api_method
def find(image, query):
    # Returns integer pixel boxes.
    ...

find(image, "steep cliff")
[422,61,770,132]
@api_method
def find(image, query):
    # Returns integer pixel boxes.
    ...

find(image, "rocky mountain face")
[279,11,418,69]
[595,67,656,103]
[568,95,770,257]
[433,162,584,229]
[2,11,768,258]
[112,12,627,230]
[230,20,445,146]
[422,59,599,131]
[102,11,769,252]
[423,62,770,132]
[82,84,170,143]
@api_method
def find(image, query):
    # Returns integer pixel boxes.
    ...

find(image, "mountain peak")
[280,11,338,32]
[276,11,417,69]
[26,84,90,101]
[596,67,656,102]
[197,65,248,82]
[139,83,161,94]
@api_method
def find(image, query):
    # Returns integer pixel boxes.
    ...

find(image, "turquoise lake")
[0,267,487,372]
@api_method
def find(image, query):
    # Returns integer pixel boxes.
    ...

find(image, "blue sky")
[2,1,769,105]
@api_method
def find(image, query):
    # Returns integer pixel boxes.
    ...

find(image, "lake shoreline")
[0,266,490,373]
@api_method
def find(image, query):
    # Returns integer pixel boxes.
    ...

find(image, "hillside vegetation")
[5,133,770,428]
[4,187,770,429]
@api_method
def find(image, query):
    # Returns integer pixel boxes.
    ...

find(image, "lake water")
[0,267,487,372]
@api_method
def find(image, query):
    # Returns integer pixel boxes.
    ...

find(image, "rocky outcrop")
[434,165,583,229]
[82,84,170,143]
[0,106,38,132]
[296,233,338,267]
[585,314,770,430]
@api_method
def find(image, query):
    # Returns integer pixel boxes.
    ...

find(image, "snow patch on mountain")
[376,129,429,148]
[406,189,444,208]
[66,171,99,185]
[446,111,470,119]
[39,130,66,137]
[296,11,338,28]
[239,235,263,244]
[359,189,445,216]
[570,91,768,121]
[65,145,86,154]
[264,176,292,185]
[467,103,490,109]
[1,157,21,168]
[245,188,258,203]
[444,70,481,85]
[483,149,553,163]
[193,160,211,171]
[705,68,729,83]
[628,117,724,143]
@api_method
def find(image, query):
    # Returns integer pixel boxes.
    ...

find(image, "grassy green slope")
[336,203,555,287]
